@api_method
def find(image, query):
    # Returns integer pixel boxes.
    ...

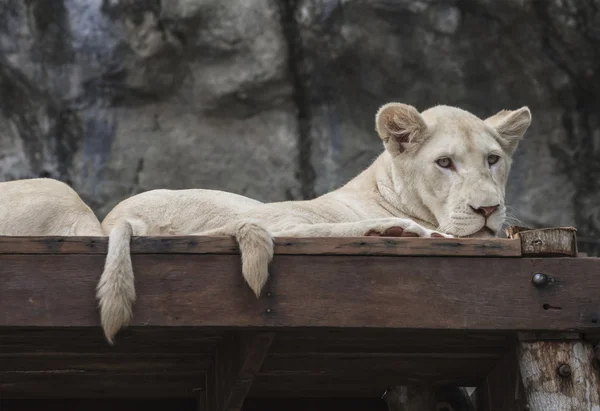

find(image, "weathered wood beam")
[505,226,578,256]
[517,334,600,411]
[2,254,599,330]
[505,228,598,410]
[0,236,521,257]
[200,332,274,411]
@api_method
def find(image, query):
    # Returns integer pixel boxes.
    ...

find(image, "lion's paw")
[365,218,452,238]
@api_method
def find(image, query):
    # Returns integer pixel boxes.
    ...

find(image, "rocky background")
[0,0,599,254]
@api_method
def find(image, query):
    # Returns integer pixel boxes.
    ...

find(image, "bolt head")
[558,364,571,377]
[532,273,548,286]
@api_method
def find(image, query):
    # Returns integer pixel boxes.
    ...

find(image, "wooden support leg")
[517,334,600,410]
[476,342,526,411]
[199,332,274,411]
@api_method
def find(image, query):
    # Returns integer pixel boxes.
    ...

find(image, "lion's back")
[0,178,102,236]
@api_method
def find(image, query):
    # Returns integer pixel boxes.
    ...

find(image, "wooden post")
[518,335,600,410]
[476,341,526,411]
[505,227,600,410]
[199,332,274,411]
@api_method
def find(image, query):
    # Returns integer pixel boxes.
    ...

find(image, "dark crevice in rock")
[0,63,81,182]
[279,0,317,200]
[26,0,75,65]
[101,0,161,23]
[129,157,145,196]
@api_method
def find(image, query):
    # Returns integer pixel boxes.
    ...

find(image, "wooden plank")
[0,374,205,398]
[0,327,221,354]
[250,376,480,398]
[258,355,497,388]
[267,330,514,355]
[203,332,274,411]
[0,399,198,411]
[0,236,522,256]
[0,328,511,356]
[518,340,600,410]
[1,254,599,331]
[259,354,498,376]
[506,226,578,257]
[0,353,212,374]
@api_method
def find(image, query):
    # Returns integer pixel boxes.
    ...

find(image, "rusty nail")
[557,364,571,377]
[532,273,549,287]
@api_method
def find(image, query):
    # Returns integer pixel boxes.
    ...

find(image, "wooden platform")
[1,234,599,410]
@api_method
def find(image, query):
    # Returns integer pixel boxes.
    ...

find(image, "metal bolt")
[557,364,571,377]
[265,308,272,314]
[532,273,549,287]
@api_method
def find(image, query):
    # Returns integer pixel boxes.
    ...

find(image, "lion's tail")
[96,219,137,344]
[235,219,274,297]
[199,219,274,297]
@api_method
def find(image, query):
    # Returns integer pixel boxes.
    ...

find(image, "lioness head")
[375,103,531,238]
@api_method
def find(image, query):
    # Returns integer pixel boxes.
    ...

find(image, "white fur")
[0,178,103,236]
[97,103,532,343]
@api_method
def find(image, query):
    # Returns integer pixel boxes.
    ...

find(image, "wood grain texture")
[0,328,508,399]
[0,353,212,374]
[0,327,221,354]
[0,399,197,411]
[0,236,522,256]
[266,329,514,355]
[204,332,274,411]
[1,254,599,331]
[506,226,578,257]
[258,355,496,387]
[518,340,600,411]
[0,373,204,398]
[476,342,526,411]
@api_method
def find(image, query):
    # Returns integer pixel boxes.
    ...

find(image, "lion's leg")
[273,217,451,238]
[193,219,274,298]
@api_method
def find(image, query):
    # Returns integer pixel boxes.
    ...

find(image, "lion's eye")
[488,154,500,165]
[436,157,453,169]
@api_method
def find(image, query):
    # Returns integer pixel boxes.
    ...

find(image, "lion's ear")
[375,103,428,156]
[484,107,532,156]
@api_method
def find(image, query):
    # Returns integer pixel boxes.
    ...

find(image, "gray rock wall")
[1,0,599,253]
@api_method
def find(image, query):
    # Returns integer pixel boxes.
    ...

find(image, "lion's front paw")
[365,219,452,238]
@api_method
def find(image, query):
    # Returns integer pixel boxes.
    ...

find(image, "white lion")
[0,178,103,236]
[97,102,532,343]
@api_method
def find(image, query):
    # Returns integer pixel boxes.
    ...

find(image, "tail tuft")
[235,219,274,298]
[96,220,136,344]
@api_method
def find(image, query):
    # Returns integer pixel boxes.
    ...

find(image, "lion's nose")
[470,205,499,218]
